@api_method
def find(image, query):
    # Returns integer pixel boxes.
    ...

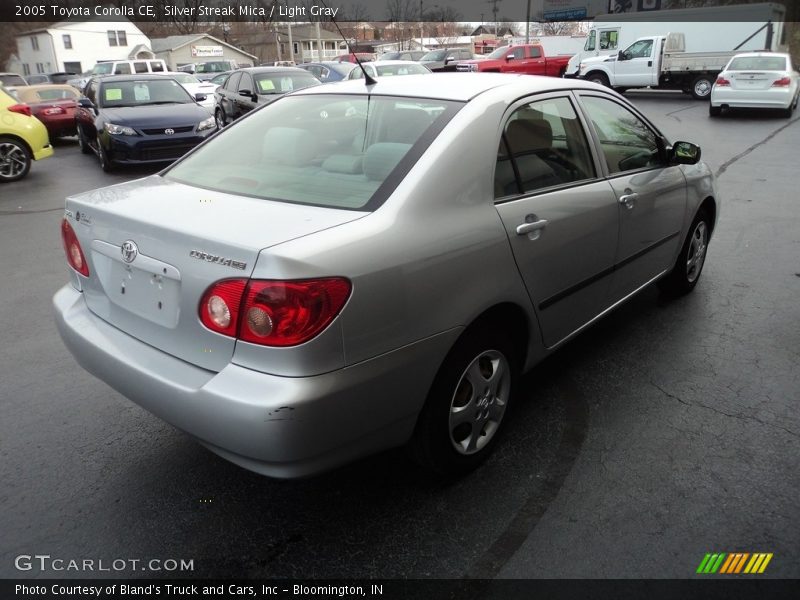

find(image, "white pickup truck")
[578,33,749,100]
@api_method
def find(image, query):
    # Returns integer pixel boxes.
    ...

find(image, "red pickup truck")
[456,44,571,77]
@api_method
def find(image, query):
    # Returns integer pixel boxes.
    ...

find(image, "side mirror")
[618,51,630,61]
[194,93,207,102]
[670,141,701,165]
[78,97,94,109]
[506,54,515,61]
[445,56,455,63]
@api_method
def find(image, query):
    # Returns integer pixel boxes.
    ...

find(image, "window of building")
[64,61,82,73]
[36,63,44,73]
[63,34,72,49]
[31,36,39,51]
[108,30,128,46]
[22,64,30,76]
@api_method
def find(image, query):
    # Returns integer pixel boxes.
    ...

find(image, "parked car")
[13,84,80,138]
[214,67,319,128]
[75,75,216,172]
[335,53,375,64]
[0,86,53,182]
[346,60,432,80]
[24,72,78,85]
[710,52,799,117]
[419,48,475,71]
[67,72,94,91]
[377,51,427,62]
[194,60,242,81]
[456,43,572,77]
[158,72,217,111]
[90,59,168,76]
[207,71,233,87]
[296,61,355,83]
[0,73,28,86]
[54,74,718,478]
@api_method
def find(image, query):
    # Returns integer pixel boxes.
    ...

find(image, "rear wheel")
[0,136,32,183]
[690,75,713,100]
[409,326,517,476]
[658,208,710,296]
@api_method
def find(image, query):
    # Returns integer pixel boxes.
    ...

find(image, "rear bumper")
[33,144,54,161]
[53,284,460,478]
[710,87,795,109]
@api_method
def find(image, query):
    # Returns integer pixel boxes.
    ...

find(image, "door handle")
[516,219,548,236]
[618,192,638,208]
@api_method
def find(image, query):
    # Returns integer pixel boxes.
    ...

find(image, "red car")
[14,84,79,138]
[335,52,375,64]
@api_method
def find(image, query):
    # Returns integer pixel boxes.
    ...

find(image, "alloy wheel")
[0,141,29,180]
[686,221,708,283]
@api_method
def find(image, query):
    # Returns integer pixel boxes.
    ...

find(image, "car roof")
[237,66,311,74]
[361,60,422,66]
[95,74,180,83]
[298,72,602,102]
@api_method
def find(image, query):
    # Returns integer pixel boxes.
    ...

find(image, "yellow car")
[0,85,54,182]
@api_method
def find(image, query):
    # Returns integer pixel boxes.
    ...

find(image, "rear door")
[577,93,686,302]
[494,93,620,348]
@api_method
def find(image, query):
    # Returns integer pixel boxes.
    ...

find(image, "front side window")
[496,96,596,198]
[166,95,461,210]
[624,39,653,59]
[224,72,241,91]
[580,95,663,175]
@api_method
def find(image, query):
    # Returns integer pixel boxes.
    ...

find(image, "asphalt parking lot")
[1,91,798,580]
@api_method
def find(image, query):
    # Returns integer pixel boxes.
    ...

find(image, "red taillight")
[715,77,731,86]
[60,219,89,277]
[772,77,791,87]
[199,279,247,337]
[8,103,32,117]
[198,277,351,346]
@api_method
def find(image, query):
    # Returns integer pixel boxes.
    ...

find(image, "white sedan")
[347,60,432,80]
[710,52,799,118]
[160,72,218,112]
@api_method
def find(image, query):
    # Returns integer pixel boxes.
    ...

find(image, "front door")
[577,94,687,301]
[493,94,619,348]
[612,38,658,87]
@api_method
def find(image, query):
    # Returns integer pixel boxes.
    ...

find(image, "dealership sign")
[191,45,223,57]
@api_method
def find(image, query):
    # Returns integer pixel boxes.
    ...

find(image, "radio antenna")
[312,0,377,85]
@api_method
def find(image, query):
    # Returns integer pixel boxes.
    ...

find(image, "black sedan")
[75,75,217,172]
[213,67,319,128]
[296,61,355,83]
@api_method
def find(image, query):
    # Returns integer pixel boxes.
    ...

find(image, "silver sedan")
[54,74,719,478]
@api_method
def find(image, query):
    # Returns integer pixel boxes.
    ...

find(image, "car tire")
[77,126,92,154]
[97,142,113,173]
[215,108,226,129]
[658,208,711,296]
[709,104,721,117]
[0,136,32,183]
[409,325,517,476]
[690,75,713,100]
[780,104,793,118]
[586,72,609,87]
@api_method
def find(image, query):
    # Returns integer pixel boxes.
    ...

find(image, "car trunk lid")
[65,176,366,372]
[729,71,780,90]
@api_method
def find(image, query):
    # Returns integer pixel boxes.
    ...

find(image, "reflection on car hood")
[100,103,208,127]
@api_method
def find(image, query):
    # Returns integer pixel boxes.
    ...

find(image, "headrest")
[505,118,553,154]
[363,143,411,181]
[322,154,364,174]
[262,127,315,166]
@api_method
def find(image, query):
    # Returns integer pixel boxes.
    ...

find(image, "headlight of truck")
[105,123,137,136]
[197,117,216,132]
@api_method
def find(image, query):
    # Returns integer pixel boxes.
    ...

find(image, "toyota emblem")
[121,240,138,264]
[164,128,175,135]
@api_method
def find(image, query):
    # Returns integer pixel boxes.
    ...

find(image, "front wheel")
[409,326,517,476]
[658,208,710,296]
[586,72,609,87]
[215,108,226,129]
[0,136,32,183]
[690,75,713,100]
[98,142,113,173]
[77,126,92,154]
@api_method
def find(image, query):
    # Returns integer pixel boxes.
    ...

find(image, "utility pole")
[419,0,424,51]
[525,0,531,43]
[487,0,502,37]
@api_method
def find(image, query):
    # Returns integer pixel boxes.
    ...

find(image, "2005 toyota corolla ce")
[54,73,719,478]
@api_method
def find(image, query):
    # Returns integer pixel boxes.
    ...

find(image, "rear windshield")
[728,56,787,71]
[92,63,114,75]
[253,72,319,94]
[165,94,461,210]
[0,74,27,86]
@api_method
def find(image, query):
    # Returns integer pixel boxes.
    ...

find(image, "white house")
[15,19,153,76]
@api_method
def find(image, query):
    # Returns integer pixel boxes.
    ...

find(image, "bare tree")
[540,21,583,36]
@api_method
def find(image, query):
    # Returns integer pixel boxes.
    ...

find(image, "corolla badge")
[121,240,138,263]
[164,128,175,135]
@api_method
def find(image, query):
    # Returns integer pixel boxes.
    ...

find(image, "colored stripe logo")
[696,553,773,574]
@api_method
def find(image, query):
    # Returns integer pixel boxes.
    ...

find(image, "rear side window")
[114,63,131,75]
[165,94,462,210]
[149,61,165,72]
[496,96,595,198]
[224,72,241,91]
[133,62,148,74]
